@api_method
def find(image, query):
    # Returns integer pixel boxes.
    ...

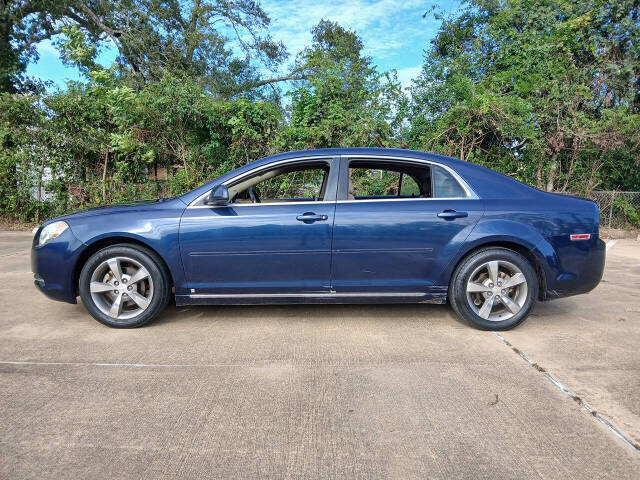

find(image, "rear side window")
[348,161,432,200]
[433,166,466,198]
[400,175,420,196]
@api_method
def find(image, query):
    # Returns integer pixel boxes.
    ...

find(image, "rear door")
[330,156,483,295]
[179,157,339,295]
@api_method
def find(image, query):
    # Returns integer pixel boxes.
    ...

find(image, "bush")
[613,197,640,227]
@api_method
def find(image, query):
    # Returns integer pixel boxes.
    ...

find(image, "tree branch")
[245,73,308,89]
[66,4,144,78]
[243,64,309,89]
[75,4,124,39]
[23,29,62,50]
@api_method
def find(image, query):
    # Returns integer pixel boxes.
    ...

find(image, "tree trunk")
[185,0,201,64]
[102,151,109,203]
[36,154,45,223]
[546,156,558,192]
[180,144,188,180]
[0,0,14,94]
[535,162,543,190]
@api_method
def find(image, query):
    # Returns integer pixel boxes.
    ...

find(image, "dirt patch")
[600,226,639,239]
[0,215,36,232]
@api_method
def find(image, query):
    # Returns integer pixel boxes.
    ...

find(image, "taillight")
[570,234,591,241]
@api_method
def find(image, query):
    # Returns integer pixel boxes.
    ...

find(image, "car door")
[179,157,339,295]
[330,156,484,295]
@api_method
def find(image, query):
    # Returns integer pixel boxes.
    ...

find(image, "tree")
[0,0,77,92]
[0,93,47,217]
[1,0,300,96]
[284,20,403,149]
[409,0,640,193]
[61,0,295,97]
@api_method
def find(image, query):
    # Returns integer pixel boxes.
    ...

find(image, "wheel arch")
[444,216,566,302]
[450,240,548,300]
[72,236,175,297]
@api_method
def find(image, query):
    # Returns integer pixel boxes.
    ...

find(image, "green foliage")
[613,197,640,227]
[0,0,77,93]
[351,169,400,197]
[285,20,404,149]
[259,168,326,200]
[0,0,291,97]
[1,4,640,223]
[409,0,640,193]
[0,70,283,220]
[0,93,52,221]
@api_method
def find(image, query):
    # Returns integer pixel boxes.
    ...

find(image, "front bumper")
[31,227,85,304]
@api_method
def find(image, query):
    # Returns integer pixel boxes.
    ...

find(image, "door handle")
[296,213,328,223]
[437,209,468,219]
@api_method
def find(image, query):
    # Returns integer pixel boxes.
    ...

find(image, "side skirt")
[175,288,448,306]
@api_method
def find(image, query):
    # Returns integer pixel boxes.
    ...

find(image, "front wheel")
[79,244,171,328]
[449,247,538,330]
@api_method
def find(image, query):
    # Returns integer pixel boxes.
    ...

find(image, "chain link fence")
[587,191,640,230]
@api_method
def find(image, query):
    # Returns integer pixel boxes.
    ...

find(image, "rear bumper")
[544,236,606,300]
[31,228,85,304]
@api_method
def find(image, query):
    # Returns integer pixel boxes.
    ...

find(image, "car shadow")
[69,295,572,330]
[151,302,466,328]
[528,298,577,322]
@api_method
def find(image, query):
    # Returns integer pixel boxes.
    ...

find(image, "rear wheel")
[449,247,538,330]
[79,244,170,328]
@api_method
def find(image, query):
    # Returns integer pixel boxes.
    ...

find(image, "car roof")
[263,147,449,161]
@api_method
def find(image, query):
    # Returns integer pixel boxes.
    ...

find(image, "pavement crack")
[492,331,640,453]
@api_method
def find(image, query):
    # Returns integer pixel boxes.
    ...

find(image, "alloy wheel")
[89,256,154,320]
[465,260,528,321]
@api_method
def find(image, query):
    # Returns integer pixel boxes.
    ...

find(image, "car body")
[31,148,606,329]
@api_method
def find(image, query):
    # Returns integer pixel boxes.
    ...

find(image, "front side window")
[229,162,329,204]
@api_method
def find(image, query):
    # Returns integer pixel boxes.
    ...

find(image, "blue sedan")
[31,148,605,329]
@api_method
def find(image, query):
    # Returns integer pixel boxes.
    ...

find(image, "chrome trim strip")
[188,200,334,209]
[188,292,426,299]
[189,197,475,210]
[335,197,473,204]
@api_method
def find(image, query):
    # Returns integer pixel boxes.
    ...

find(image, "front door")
[179,158,338,295]
[330,157,483,295]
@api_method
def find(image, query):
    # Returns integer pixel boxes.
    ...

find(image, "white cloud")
[36,40,59,56]
[395,65,422,89]
[261,0,440,70]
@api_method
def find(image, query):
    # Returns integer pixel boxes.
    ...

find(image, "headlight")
[38,221,69,246]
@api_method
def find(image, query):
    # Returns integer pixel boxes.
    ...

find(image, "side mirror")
[206,185,229,206]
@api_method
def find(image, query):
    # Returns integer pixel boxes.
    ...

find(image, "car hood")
[45,197,186,225]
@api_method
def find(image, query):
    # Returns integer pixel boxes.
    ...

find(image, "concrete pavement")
[1,231,639,479]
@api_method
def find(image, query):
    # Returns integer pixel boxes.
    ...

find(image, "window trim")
[338,155,478,202]
[188,154,478,208]
[188,156,339,208]
[349,162,427,199]
[229,161,330,204]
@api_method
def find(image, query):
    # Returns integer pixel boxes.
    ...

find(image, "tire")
[448,247,538,330]
[79,244,171,328]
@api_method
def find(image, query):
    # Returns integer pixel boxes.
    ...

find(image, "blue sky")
[27,0,460,90]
